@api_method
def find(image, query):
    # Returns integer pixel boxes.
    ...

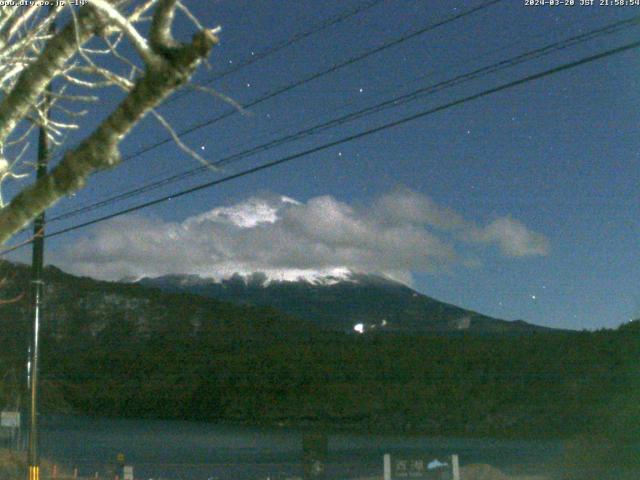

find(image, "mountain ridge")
[136,271,558,334]
[0,259,633,440]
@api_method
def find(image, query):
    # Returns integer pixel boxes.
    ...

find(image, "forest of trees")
[0,262,636,442]
[0,262,637,478]
[42,323,637,438]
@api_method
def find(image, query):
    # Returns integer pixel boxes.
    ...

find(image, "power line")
[86,0,503,166]
[52,9,613,221]
[55,4,607,209]
[30,39,639,245]
[48,14,640,223]
[45,0,386,165]
[0,0,503,250]
[166,0,386,104]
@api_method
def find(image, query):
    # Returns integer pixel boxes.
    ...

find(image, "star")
[358,88,364,93]
[530,295,537,300]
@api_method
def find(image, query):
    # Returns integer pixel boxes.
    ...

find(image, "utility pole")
[27,92,49,480]
[27,11,55,480]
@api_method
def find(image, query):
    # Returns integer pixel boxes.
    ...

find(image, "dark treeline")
[0,261,637,443]
[41,321,639,439]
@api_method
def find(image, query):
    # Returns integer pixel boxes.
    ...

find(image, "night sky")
[5,0,640,330]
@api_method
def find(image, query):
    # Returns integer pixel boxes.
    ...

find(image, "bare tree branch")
[0,17,219,243]
[0,1,225,244]
[150,0,179,50]
[151,108,217,170]
[0,6,98,144]
[90,0,161,67]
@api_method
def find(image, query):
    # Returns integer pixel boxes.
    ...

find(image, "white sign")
[1,411,20,428]
[452,454,460,480]
[383,453,459,480]
[123,465,134,480]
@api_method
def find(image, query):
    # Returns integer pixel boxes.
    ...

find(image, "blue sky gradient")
[5,0,639,330]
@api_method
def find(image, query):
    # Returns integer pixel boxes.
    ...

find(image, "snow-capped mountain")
[137,271,553,334]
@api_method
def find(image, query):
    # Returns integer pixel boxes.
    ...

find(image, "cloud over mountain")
[56,189,549,282]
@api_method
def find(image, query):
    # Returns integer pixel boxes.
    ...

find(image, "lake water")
[39,416,564,479]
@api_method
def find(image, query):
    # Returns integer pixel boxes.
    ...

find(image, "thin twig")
[151,109,218,171]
